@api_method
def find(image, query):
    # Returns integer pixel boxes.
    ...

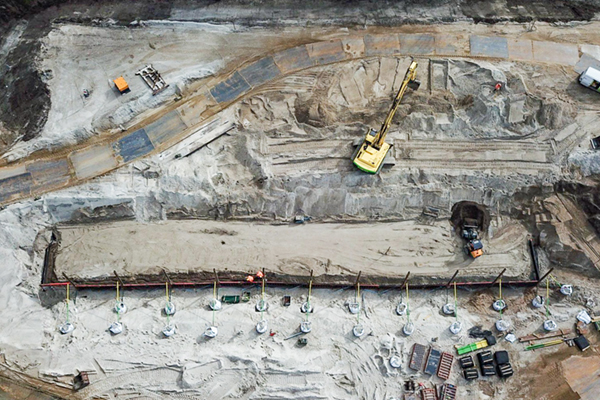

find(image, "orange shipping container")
[113,76,129,93]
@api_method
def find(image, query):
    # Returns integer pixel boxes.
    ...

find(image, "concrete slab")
[0,164,26,180]
[399,34,435,55]
[176,90,218,128]
[434,35,468,56]
[273,45,315,73]
[209,71,251,104]
[364,34,400,56]
[26,159,71,191]
[144,110,188,147]
[0,172,32,203]
[306,40,347,64]
[507,39,533,61]
[70,144,118,180]
[470,35,509,59]
[581,44,600,60]
[239,56,282,88]
[508,96,526,124]
[533,41,579,66]
[341,37,365,58]
[158,115,235,162]
[575,53,600,74]
[113,129,155,163]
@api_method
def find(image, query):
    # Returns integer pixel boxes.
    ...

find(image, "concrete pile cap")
[353,324,365,337]
[209,298,222,311]
[396,302,408,315]
[109,322,123,335]
[300,321,312,333]
[164,301,176,315]
[205,326,218,338]
[543,320,558,332]
[59,322,74,335]
[256,319,268,334]
[162,325,176,337]
[493,299,507,311]
[449,321,462,334]
[115,302,127,314]
[348,303,360,314]
[301,302,313,313]
[389,355,401,368]
[403,322,415,336]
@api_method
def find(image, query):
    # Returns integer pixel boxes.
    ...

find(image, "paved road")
[0,32,593,206]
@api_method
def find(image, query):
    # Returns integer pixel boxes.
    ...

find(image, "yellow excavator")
[352,60,420,174]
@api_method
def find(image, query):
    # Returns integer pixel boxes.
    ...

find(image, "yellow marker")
[499,278,502,300]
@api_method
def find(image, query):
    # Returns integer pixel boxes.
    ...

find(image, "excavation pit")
[47,218,536,289]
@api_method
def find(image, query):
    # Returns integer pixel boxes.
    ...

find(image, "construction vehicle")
[352,60,420,174]
[113,76,129,94]
[462,218,483,258]
[579,66,600,93]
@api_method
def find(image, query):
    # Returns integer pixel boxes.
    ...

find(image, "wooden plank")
[519,328,571,342]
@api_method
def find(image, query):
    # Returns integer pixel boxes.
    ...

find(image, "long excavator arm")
[373,60,419,149]
[352,60,419,174]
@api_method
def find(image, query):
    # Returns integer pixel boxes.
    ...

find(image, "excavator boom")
[352,61,419,174]
[374,61,418,148]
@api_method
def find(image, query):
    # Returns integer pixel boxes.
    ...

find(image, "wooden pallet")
[437,352,454,380]
[421,388,437,400]
[409,344,429,371]
[440,383,457,400]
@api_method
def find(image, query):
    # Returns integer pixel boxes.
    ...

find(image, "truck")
[579,66,600,93]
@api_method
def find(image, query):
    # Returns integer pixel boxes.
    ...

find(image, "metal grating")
[437,352,454,380]
[441,383,457,400]
[421,388,437,400]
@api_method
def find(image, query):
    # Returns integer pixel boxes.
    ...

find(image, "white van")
[579,66,600,92]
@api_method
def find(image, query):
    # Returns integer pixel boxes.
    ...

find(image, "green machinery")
[456,335,497,355]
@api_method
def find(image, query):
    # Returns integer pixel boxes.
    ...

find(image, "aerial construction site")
[2,0,600,399]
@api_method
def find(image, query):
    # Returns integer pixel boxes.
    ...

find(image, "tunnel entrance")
[450,201,491,237]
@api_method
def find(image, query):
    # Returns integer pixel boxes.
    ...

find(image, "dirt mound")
[0,22,50,153]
